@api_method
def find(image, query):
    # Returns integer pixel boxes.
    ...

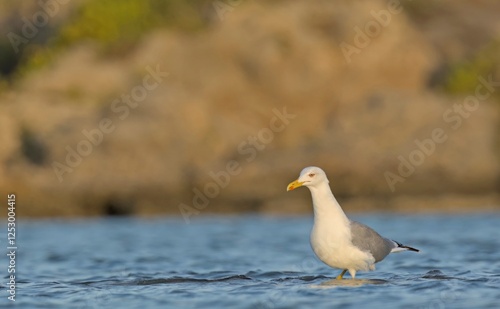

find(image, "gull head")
[287,166,329,191]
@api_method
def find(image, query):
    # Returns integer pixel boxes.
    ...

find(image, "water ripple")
[7,214,500,309]
[133,274,252,285]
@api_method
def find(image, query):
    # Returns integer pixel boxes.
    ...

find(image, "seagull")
[287,166,419,279]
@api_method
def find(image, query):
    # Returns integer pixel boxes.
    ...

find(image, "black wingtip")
[395,241,420,252]
[402,245,420,252]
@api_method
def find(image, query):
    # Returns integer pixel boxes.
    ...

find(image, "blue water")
[1,214,499,308]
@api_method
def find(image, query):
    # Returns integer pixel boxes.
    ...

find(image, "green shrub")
[55,0,206,47]
[443,41,500,98]
[16,0,206,78]
[57,0,155,47]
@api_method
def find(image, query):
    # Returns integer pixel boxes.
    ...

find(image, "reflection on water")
[314,278,388,287]
[3,213,500,309]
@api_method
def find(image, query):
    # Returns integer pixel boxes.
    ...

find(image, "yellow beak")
[287,179,305,191]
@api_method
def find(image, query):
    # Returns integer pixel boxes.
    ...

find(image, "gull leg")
[348,269,356,279]
[336,269,347,280]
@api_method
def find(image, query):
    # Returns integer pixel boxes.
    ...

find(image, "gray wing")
[350,221,395,263]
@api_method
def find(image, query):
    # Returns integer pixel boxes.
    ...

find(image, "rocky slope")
[0,0,499,217]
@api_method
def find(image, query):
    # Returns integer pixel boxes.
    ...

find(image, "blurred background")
[0,0,499,218]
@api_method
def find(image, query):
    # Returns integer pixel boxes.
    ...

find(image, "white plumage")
[287,166,419,279]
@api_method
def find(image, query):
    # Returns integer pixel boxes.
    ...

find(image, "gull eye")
[308,173,315,177]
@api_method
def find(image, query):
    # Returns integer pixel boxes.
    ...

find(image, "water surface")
[2,214,499,308]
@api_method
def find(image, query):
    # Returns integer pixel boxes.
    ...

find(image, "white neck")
[308,182,349,226]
